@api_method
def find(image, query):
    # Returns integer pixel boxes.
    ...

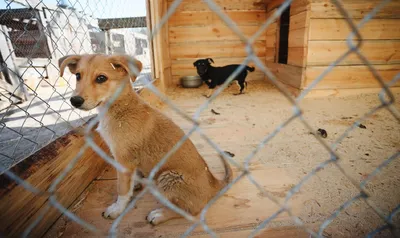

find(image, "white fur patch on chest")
[97,119,115,151]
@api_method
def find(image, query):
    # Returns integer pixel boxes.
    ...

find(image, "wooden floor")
[45,81,400,238]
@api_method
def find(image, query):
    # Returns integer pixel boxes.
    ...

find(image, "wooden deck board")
[46,167,310,237]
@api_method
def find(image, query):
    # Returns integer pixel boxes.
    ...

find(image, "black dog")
[193,58,255,98]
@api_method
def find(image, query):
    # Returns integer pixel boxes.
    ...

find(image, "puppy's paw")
[102,197,129,219]
[146,209,166,226]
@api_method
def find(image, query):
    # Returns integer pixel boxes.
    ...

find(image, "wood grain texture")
[0,120,108,237]
[305,64,400,89]
[289,27,308,48]
[266,0,310,16]
[287,11,309,67]
[169,25,266,43]
[149,0,172,88]
[170,41,266,59]
[265,9,278,63]
[266,21,278,36]
[290,0,310,16]
[45,167,308,237]
[169,11,266,27]
[265,62,303,88]
[167,0,267,12]
[307,40,400,66]
[289,11,309,31]
[266,47,276,62]
[266,34,276,48]
[288,47,307,67]
[310,0,400,19]
[309,19,400,40]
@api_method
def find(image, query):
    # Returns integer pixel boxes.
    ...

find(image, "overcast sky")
[0,0,147,18]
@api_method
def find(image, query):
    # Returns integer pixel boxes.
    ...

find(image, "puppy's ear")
[59,55,81,76]
[109,54,142,81]
[207,58,214,64]
[193,62,197,67]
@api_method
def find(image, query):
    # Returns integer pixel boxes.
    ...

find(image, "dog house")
[1,0,399,237]
[264,0,400,95]
[150,0,400,96]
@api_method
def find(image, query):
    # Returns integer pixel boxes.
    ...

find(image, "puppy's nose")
[70,96,84,108]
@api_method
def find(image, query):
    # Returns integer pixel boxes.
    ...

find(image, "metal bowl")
[180,75,202,88]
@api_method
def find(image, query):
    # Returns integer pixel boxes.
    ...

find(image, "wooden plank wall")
[264,0,310,89]
[305,0,400,89]
[167,0,267,85]
[148,0,172,90]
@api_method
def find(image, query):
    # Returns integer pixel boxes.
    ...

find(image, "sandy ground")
[164,81,400,237]
[45,80,399,238]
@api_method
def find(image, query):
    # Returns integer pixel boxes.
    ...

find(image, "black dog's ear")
[207,58,214,64]
[193,62,196,67]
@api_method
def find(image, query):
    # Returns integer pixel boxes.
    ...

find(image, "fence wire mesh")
[0,0,399,237]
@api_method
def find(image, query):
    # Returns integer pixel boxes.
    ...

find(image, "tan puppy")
[59,54,233,225]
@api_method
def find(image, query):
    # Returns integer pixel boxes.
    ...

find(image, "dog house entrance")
[277,5,290,64]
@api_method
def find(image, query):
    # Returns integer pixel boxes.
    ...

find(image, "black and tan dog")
[193,58,255,98]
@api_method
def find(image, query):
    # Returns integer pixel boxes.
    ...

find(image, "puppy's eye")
[76,73,81,81]
[96,75,108,84]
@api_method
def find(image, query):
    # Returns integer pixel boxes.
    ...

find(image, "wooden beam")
[310,0,400,19]
[169,41,266,60]
[0,119,109,237]
[289,27,308,48]
[169,25,266,43]
[265,10,278,63]
[309,19,400,41]
[307,40,400,66]
[167,0,267,11]
[168,11,266,27]
[304,64,400,89]
[145,0,156,79]
[287,10,310,67]
[289,11,309,31]
[288,47,307,67]
[265,47,276,62]
[290,0,310,16]
[149,0,172,89]
[266,0,284,12]
[266,21,278,36]
[265,62,303,88]
[266,0,310,16]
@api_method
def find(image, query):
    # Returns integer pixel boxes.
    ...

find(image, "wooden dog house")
[153,0,400,96]
[264,0,400,95]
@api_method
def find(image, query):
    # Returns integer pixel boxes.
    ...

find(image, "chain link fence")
[0,0,399,237]
[0,0,152,168]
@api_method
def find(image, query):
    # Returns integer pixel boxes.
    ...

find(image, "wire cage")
[0,0,399,237]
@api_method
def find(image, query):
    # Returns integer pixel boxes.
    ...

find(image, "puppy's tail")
[246,66,255,72]
[218,151,234,186]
